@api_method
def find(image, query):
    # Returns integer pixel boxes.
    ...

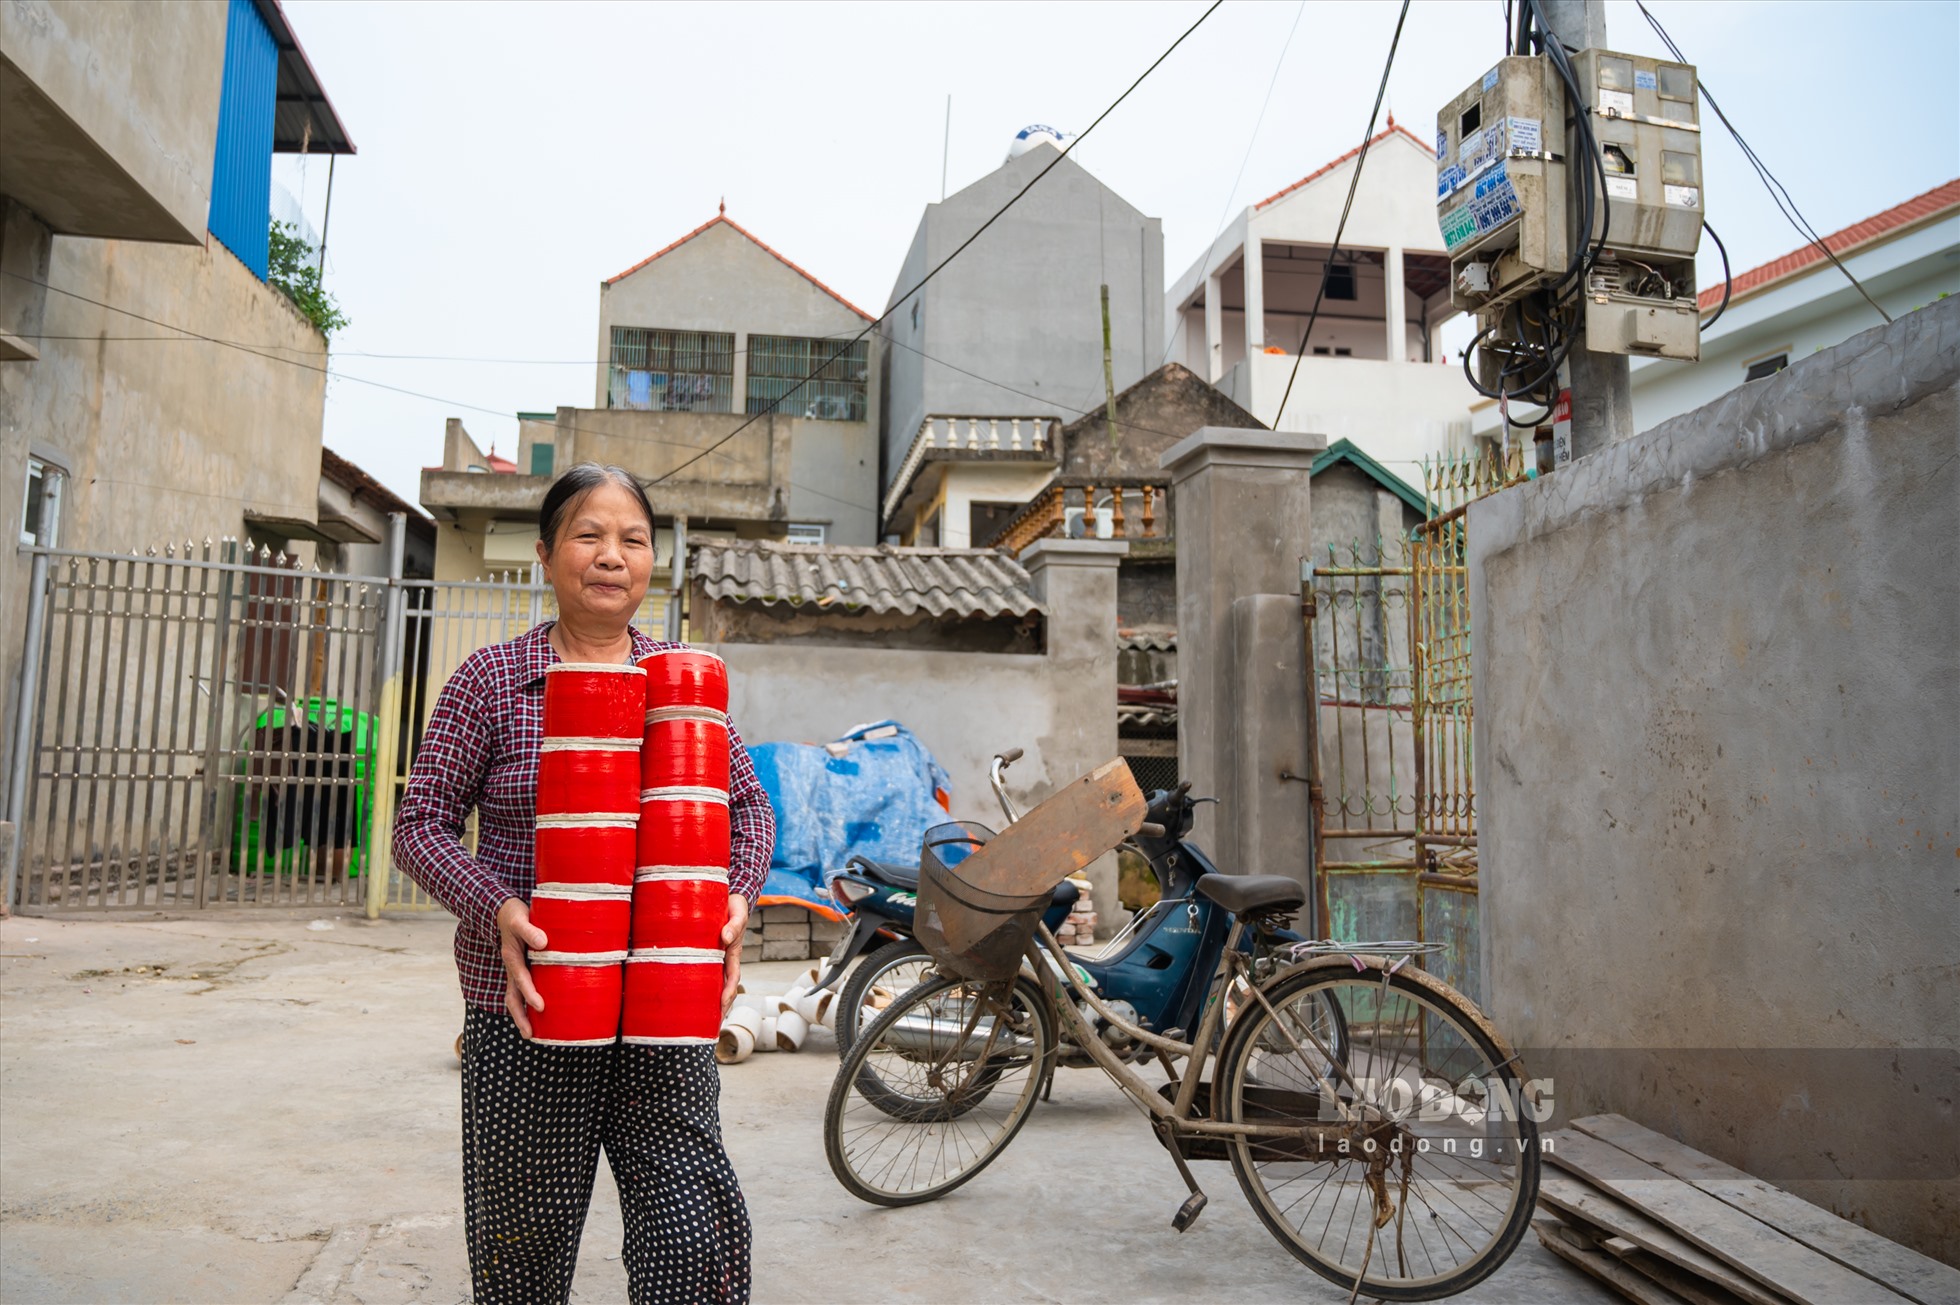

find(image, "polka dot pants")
[461,1009,752,1304]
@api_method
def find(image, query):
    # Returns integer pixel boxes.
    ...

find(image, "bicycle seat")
[1197,874,1305,916]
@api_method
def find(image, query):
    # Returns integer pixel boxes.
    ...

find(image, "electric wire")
[1274,0,1411,422]
[1633,0,1892,325]
[640,0,1224,491]
[1701,220,1732,332]
[1163,0,1308,367]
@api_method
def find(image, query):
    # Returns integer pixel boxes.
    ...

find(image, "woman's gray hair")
[537,463,657,552]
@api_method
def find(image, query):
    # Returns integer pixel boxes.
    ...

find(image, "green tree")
[267,219,349,338]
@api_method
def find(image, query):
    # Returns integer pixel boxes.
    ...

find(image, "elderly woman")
[393,463,773,1305]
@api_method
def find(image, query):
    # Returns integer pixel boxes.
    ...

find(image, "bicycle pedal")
[1171,1192,1207,1232]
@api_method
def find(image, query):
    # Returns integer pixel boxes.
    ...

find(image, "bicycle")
[821,752,1541,1301]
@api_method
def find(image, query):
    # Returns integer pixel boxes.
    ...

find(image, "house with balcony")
[1164,115,1473,479]
[422,209,882,621]
[879,134,1164,546]
[2,0,352,773]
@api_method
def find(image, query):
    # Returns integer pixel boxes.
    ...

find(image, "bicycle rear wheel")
[823,973,1052,1207]
[1216,965,1539,1301]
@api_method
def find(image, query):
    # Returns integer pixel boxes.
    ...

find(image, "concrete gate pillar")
[1160,427,1324,889]
[1022,537,1128,932]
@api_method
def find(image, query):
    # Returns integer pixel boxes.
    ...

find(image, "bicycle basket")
[915,821,1047,982]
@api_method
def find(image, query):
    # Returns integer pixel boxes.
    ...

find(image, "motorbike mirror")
[1136,821,1167,838]
[997,747,1025,765]
[1173,779,1194,798]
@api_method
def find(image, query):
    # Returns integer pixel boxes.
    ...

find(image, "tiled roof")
[691,541,1040,619]
[602,209,874,322]
[1256,114,1436,210]
[321,446,429,521]
[1698,178,1960,312]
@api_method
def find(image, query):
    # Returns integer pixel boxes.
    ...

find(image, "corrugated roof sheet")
[692,541,1041,619]
[1698,178,1960,312]
[1118,703,1177,730]
[1118,627,1177,652]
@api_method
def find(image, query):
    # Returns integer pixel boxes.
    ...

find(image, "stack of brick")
[740,904,852,962]
[1052,874,1097,948]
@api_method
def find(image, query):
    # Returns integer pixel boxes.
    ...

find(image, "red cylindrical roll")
[528,886,632,955]
[536,743,640,818]
[630,869,731,951]
[622,948,724,1044]
[635,790,731,868]
[528,952,626,1047]
[638,650,728,713]
[544,664,648,740]
[641,708,731,792]
[533,818,636,888]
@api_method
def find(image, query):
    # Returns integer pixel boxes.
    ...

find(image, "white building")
[1164,117,1475,477]
[1472,178,1960,441]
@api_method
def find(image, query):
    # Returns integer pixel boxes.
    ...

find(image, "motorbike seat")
[1197,874,1305,917]
[849,856,1081,908]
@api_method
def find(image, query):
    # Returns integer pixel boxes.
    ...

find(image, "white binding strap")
[541,737,641,752]
[622,1035,716,1046]
[533,883,633,901]
[639,786,729,805]
[627,947,725,963]
[527,949,629,965]
[547,663,646,676]
[644,705,728,727]
[536,809,638,822]
[634,865,730,884]
[533,1036,621,1047]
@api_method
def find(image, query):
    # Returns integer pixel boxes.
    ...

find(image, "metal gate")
[1303,450,1519,1000]
[5,540,386,911]
[4,534,670,916]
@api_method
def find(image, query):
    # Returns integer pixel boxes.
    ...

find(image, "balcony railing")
[881,414,1059,529]
[989,477,1171,556]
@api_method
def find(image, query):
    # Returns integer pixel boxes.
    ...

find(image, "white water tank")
[1007,124,1071,162]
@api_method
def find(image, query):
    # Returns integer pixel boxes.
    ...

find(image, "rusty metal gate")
[1303,450,1518,1001]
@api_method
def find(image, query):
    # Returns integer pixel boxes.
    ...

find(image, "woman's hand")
[497,897,549,1038]
[720,894,750,1016]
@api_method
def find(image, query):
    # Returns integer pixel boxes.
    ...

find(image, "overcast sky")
[273,0,1960,507]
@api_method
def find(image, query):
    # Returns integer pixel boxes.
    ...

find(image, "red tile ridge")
[1697,177,1960,313]
[602,213,874,322]
[1255,120,1436,210]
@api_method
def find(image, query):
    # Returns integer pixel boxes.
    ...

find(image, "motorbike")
[816,750,1321,1070]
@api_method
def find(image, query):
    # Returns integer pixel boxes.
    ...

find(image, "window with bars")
[607,328,735,412]
[746,335,869,422]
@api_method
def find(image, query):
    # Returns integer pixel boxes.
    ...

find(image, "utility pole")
[1100,285,1118,445]
[1539,0,1633,458]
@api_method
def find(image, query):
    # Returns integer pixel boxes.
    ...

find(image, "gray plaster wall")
[1469,298,1960,1259]
[707,540,1126,929]
[882,148,1164,487]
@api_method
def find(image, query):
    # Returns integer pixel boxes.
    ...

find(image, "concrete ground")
[0,910,1609,1304]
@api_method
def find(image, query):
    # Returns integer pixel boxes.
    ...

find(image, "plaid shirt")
[393,623,775,1012]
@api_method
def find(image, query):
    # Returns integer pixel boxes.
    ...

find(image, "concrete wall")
[707,540,1127,929]
[1470,298,1959,1259]
[595,219,879,544]
[0,0,224,242]
[882,148,1164,489]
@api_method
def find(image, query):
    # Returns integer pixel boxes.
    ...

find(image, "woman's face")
[536,481,655,627]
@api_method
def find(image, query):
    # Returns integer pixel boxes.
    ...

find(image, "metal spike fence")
[1,531,667,916]
[1303,445,1526,1002]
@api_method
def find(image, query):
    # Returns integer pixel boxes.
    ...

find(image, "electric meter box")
[1436,50,1707,361]
[1569,49,1705,359]
[1436,56,1570,315]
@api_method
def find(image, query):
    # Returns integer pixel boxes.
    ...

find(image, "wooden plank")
[1545,1131,1913,1305]
[950,758,1145,899]
[1605,1241,1762,1305]
[1573,1116,1960,1305]
[1536,1217,1694,1305]
[1540,1171,1793,1305]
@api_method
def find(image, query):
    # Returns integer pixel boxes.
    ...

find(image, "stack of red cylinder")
[626,650,732,1046]
[529,663,645,1047]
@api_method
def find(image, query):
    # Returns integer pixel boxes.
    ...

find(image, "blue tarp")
[746,721,951,916]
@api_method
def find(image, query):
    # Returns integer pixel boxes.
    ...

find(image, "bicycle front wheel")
[833,937,933,1059]
[823,973,1052,1207]
[1216,964,1539,1301]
